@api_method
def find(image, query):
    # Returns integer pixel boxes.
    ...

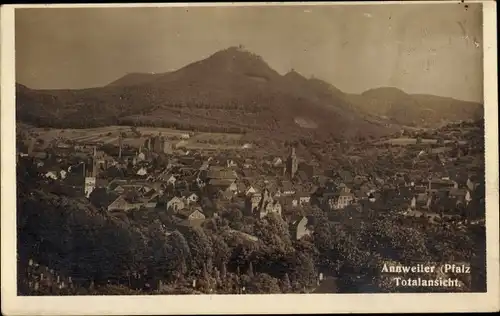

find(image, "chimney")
[28,138,35,156]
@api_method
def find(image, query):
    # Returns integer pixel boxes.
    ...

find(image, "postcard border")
[2,1,499,315]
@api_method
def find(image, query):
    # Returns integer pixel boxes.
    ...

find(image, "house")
[272,157,283,167]
[233,181,247,195]
[207,167,238,180]
[178,156,196,166]
[240,169,258,178]
[226,180,239,194]
[397,187,413,201]
[280,180,295,196]
[227,159,238,168]
[108,195,139,212]
[113,184,140,195]
[32,148,50,159]
[327,191,354,210]
[167,196,185,213]
[158,172,177,186]
[246,192,267,214]
[260,181,277,197]
[245,185,258,196]
[142,187,159,199]
[353,175,369,186]
[184,192,199,205]
[427,178,458,193]
[466,176,480,192]
[297,162,314,179]
[136,167,148,176]
[58,169,68,180]
[220,188,234,200]
[296,170,309,183]
[174,208,206,227]
[313,175,331,187]
[178,167,197,177]
[141,197,158,210]
[354,190,365,201]
[338,170,354,184]
[414,185,427,193]
[196,171,207,188]
[44,170,59,180]
[259,200,282,219]
[289,216,314,240]
[108,179,128,191]
[410,193,431,210]
[296,192,311,206]
[208,178,235,190]
[337,183,351,193]
[250,191,263,208]
[449,188,472,205]
[136,151,147,162]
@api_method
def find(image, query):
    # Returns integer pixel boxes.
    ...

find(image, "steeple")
[286,144,298,179]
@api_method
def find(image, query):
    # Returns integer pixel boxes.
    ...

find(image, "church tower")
[84,147,97,198]
[285,145,298,179]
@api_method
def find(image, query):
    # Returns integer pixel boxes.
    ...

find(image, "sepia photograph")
[1,1,499,314]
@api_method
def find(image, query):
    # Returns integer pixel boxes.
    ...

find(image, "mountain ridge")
[16,46,482,140]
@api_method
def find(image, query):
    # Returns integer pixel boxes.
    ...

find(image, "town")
[16,120,486,295]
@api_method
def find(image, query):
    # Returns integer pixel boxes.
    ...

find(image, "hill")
[16,46,390,141]
[345,87,483,127]
[15,46,481,141]
[106,72,168,87]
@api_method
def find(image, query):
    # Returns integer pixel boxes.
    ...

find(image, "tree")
[287,251,317,290]
[254,213,293,252]
[184,227,213,277]
[281,273,292,293]
[247,262,255,278]
[246,273,281,294]
[165,231,191,280]
[211,235,230,270]
[224,208,243,224]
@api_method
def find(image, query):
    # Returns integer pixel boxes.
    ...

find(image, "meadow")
[31,125,244,150]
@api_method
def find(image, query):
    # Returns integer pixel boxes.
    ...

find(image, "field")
[30,125,244,150]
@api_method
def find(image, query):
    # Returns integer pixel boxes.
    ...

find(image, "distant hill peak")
[210,46,263,61]
[284,69,308,81]
[106,72,167,87]
[361,87,409,98]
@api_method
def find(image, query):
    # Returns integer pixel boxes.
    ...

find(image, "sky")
[15,3,483,102]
